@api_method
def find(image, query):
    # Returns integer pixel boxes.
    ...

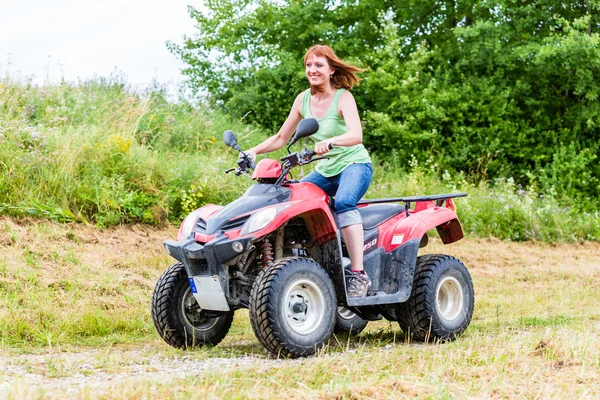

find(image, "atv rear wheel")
[401,254,474,342]
[152,262,233,349]
[334,307,368,335]
[249,257,336,358]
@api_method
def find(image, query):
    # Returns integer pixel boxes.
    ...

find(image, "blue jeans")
[301,163,373,228]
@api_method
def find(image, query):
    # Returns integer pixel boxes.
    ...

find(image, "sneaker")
[346,270,372,297]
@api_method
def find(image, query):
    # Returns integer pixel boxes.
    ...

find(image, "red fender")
[238,198,337,245]
[380,207,463,252]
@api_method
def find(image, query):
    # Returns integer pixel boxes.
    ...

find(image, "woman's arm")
[314,91,363,155]
[247,93,304,155]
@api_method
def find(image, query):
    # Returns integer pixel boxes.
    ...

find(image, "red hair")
[303,45,363,95]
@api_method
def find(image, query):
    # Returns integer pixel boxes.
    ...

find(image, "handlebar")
[303,142,334,159]
[225,151,255,175]
[224,139,332,180]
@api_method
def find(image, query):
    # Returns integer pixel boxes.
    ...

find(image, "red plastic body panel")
[223,182,337,244]
[176,204,222,242]
[374,203,462,252]
[240,199,336,243]
[252,159,282,180]
[184,181,463,251]
[197,204,222,220]
[282,182,335,243]
[288,181,330,203]
[357,199,463,252]
[194,230,239,243]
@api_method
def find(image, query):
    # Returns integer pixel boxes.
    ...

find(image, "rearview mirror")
[223,130,241,151]
[289,118,319,147]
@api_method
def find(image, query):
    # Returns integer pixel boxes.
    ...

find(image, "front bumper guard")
[163,234,253,312]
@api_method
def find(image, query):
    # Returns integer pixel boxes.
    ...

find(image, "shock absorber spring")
[261,240,274,268]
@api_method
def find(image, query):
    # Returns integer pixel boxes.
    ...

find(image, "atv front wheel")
[249,257,336,358]
[401,254,474,342]
[152,262,233,349]
[334,307,368,335]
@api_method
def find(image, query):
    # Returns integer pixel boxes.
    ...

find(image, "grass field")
[0,218,599,399]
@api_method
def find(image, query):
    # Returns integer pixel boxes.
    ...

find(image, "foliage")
[0,77,598,241]
[0,77,267,226]
[173,0,600,204]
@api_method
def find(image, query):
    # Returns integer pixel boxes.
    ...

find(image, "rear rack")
[358,192,467,217]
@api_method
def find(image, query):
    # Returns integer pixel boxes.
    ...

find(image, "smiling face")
[305,54,334,87]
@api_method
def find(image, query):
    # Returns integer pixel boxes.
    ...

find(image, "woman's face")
[305,54,334,87]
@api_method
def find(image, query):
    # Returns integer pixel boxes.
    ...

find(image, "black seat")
[358,204,405,230]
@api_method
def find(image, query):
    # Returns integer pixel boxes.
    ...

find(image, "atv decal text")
[363,238,377,253]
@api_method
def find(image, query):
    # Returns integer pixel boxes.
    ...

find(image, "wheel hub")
[436,276,464,322]
[292,301,307,314]
[181,288,220,331]
[284,279,325,335]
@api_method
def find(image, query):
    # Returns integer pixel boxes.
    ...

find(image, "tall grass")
[0,77,598,242]
[0,77,264,226]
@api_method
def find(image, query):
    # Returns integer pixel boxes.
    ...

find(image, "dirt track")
[0,348,293,395]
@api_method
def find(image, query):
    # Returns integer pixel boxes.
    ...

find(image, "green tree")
[172,0,600,201]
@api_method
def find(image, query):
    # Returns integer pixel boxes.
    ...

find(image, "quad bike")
[151,118,474,358]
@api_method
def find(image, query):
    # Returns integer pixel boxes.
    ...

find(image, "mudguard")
[380,207,463,252]
[238,197,338,245]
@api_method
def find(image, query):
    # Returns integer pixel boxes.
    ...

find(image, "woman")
[246,44,373,297]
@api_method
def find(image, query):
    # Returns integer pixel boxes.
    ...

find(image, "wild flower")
[108,135,131,153]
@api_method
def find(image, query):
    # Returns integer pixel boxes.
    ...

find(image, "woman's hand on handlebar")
[238,151,256,165]
[314,139,335,156]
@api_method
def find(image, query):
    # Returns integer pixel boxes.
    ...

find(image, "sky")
[0,0,197,90]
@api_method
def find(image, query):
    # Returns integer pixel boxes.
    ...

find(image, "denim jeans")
[301,163,373,228]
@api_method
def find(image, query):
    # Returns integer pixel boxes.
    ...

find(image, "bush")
[0,77,269,225]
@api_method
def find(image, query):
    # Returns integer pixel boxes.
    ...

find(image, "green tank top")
[301,88,371,177]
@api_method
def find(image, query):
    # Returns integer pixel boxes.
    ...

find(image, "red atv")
[152,118,474,358]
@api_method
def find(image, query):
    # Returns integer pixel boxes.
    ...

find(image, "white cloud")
[0,0,197,89]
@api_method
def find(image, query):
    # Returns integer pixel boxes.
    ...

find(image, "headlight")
[240,205,289,235]
[179,209,201,239]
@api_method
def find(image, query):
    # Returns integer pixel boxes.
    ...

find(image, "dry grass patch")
[0,220,599,398]
[0,218,176,347]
